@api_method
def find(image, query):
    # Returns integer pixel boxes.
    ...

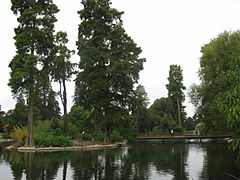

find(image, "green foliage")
[161,113,177,131]
[212,32,240,153]
[81,133,93,141]
[34,118,77,143]
[11,126,27,144]
[195,122,207,132]
[121,127,137,143]
[92,131,104,142]
[136,108,153,133]
[34,120,53,134]
[133,85,150,108]
[34,133,72,147]
[132,85,153,133]
[34,119,81,138]
[188,83,203,110]
[110,131,123,142]
[166,65,186,127]
[183,117,196,131]
[52,31,75,82]
[52,31,76,132]
[149,98,177,133]
[9,0,59,146]
[75,0,145,142]
[68,106,91,133]
[230,138,240,153]
[36,90,61,121]
[51,119,65,136]
[151,113,177,134]
[59,119,81,138]
[2,102,27,130]
[189,31,240,132]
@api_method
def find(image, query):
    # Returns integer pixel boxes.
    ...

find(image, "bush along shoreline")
[3,123,128,152]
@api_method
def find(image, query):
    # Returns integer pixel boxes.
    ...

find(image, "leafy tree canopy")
[75,0,145,142]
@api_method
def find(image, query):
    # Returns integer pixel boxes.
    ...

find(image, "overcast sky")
[1,0,240,117]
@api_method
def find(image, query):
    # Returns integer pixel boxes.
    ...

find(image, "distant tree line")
[133,65,197,135]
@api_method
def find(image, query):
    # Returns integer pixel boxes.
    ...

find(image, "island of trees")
[0,0,239,158]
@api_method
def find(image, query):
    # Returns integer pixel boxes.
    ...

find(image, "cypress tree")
[75,0,145,142]
[166,65,186,128]
[9,0,59,146]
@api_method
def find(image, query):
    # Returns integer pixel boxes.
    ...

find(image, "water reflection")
[0,142,239,180]
[187,144,205,179]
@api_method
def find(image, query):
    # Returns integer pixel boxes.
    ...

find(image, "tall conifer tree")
[166,65,186,128]
[9,0,59,146]
[75,0,145,142]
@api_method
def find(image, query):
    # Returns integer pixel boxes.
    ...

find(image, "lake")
[0,142,239,180]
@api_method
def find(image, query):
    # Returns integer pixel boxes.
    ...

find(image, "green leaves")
[68,106,91,133]
[194,31,240,155]
[9,0,59,97]
[52,31,75,82]
[75,0,145,140]
[166,65,185,99]
[9,0,59,146]
[166,65,186,128]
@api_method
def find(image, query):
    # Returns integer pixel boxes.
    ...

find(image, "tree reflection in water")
[1,142,240,180]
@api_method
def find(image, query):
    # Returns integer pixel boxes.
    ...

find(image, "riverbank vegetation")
[0,0,239,159]
[189,31,240,158]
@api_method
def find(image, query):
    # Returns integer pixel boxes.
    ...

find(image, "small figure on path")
[171,129,174,136]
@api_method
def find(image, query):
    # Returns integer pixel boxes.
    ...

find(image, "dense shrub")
[34,120,53,134]
[11,126,27,144]
[34,133,72,147]
[34,119,81,138]
[92,131,104,142]
[122,129,137,143]
[56,119,80,138]
[110,131,123,142]
[68,106,91,133]
[81,133,93,141]
[195,122,207,133]
[152,126,163,134]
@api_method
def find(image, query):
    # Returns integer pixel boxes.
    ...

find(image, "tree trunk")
[25,96,34,147]
[104,127,110,144]
[43,85,48,121]
[25,40,35,147]
[176,96,182,128]
[93,110,97,134]
[63,80,68,133]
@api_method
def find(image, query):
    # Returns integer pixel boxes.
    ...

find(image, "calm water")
[0,142,239,180]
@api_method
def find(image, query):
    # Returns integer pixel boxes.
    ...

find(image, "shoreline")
[17,142,126,153]
[0,139,14,143]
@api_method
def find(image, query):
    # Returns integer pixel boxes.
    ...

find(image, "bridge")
[136,135,233,142]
